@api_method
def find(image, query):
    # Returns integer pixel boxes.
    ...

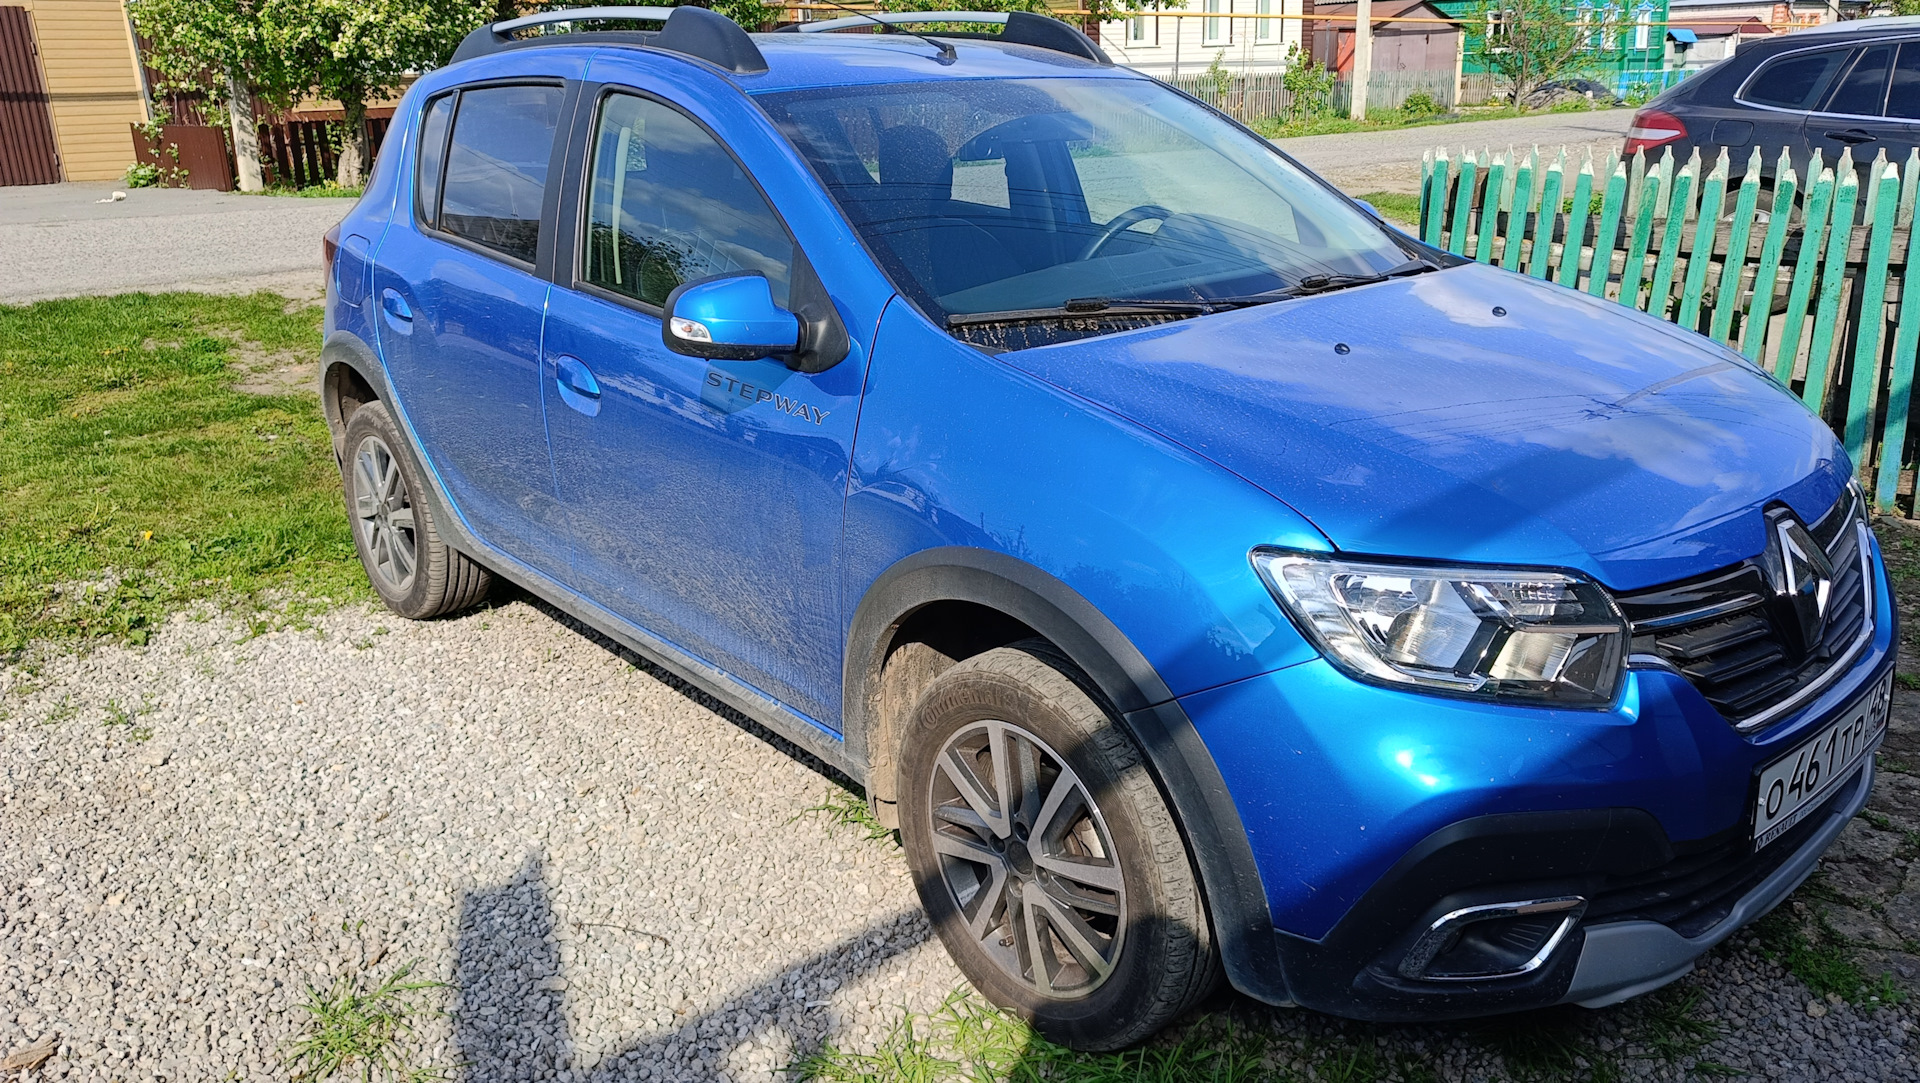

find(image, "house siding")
[16,0,147,182]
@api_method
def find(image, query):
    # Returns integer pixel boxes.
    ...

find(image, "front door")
[372,80,572,581]
[541,89,865,730]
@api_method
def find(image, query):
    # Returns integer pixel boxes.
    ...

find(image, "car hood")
[1000,263,1851,591]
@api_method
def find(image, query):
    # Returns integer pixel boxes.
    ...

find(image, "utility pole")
[1349,0,1371,120]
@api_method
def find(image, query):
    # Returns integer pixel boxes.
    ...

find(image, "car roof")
[536,31,1136,94]
[732,33,1130,94]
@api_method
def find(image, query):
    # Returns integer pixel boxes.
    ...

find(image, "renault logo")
[1764,509,1834,657]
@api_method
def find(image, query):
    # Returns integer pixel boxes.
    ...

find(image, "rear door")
[1803,39,1920,173]
[371,76,577,582]
[1736,43,1857,180]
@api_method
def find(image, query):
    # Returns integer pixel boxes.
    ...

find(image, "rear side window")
[415,94,454,230]
[438,84,566,264]
[1743,47,1854,110]
[1824,44,1894,116]
[580,93,795,309]
[1888,42,1920,119]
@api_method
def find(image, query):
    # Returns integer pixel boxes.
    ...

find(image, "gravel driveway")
[1274,109,1637,195]
[4,592,1919,1081]
[0,184,349,306]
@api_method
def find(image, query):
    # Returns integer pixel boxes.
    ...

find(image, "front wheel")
[342,401,492,619]
[898,641,1218,1051]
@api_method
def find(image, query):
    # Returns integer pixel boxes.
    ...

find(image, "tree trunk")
[336,93,369,188]
[226,70,264,193]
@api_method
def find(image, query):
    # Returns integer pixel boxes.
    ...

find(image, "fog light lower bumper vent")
[1398,897,1587,981]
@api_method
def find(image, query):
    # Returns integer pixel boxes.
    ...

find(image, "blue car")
[320,5,1894,1050]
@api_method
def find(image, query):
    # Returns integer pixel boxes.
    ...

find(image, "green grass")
[1355,192,1421,228]
[285,960,451,1082]
[796,785,897,844]
[1251,103,1622,141]
[0,292,363,656]
[1751,905,1907,1006]
[253,183,364,199]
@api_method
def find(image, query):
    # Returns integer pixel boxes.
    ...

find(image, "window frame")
[1733,42,1866,117]
[566,84,808,321]
[412,77,573,274]
[1811,40,1903,120]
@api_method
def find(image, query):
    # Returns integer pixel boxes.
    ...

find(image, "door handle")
[380,288,414,334]
[552,355,602,417]
[1823,128,1877,144]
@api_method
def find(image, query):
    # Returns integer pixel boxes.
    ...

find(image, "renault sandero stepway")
[320,5,1895,1050]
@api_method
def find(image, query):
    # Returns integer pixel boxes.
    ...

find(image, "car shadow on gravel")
[452,854,923,1080]
[509,588,859,792]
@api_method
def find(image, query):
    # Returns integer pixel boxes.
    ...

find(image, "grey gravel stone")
[3,599,1919,1082]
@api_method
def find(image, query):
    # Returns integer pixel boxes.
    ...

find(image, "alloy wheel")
[352,434,419,594]
[926,719,1125,998]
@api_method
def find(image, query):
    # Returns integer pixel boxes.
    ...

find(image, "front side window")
[581,93,796,309]
[1824,43,1894,116]
[759,77,1410,347]
[438,84,566,264]
[1890,41,1920,119]
[1742,47,1855,110]
[415,93,454,230]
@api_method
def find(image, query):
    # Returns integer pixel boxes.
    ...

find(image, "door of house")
[0,6,61,186]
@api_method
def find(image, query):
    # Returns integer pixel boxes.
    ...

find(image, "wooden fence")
[1418,144,1920,516]
[1166,68,1459,121]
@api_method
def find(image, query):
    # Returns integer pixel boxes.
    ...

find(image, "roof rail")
[780,10,1111,65]
[449,5,770,74]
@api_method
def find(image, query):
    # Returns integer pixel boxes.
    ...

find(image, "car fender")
[843,546,1296,1005]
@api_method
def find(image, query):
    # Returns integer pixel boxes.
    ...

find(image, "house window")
[1129,15,1153,42]
[1205,0,1227,45]
[1256,0,1275,41]
[1633,8,1651,51]
[1485,8,1509,52]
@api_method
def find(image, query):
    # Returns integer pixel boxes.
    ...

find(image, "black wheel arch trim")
[842,546,1294,1005]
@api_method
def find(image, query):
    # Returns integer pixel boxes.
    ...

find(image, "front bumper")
[1177,532,1895,1020]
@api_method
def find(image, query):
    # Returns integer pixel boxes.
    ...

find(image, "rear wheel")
[898,641,1218,1051]
[342,401,492,619]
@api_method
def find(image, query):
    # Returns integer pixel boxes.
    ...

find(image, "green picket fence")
[1418,144,1920,516]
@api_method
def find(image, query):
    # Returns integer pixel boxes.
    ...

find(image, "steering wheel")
[1079,204,1173,261]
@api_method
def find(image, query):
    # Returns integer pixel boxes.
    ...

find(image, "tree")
[271,0,491,187]
[1467,0,1625,107]
[128,0,295,191]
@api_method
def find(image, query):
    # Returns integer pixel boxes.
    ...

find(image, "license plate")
[1753,671,1891,850]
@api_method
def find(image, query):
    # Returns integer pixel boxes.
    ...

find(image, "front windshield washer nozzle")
[1492,306,1508,317]
[1334,342,1351,355]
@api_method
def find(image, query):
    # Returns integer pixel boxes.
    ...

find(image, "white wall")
[1097,3,1308,77]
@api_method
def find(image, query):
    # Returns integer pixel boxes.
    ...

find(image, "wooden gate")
[0,5,61,186]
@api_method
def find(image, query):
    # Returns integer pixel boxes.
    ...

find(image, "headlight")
[1252,549,1627,706]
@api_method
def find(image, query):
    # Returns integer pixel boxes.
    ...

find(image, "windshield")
[756,76,1413,349]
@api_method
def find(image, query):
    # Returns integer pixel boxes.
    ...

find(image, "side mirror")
[662,273,802,362]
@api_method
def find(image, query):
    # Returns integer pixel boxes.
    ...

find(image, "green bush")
[1400,91,1441,117]
[1624,81,1661,107]
[123,162,163,188]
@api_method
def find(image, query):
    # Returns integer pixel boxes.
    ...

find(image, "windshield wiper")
[948,297,1219,327]
[1271,257,1441,298]
[947,261,1444,328]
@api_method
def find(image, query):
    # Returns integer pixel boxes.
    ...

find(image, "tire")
[341,401,492,619]
[898,640,1219,1051]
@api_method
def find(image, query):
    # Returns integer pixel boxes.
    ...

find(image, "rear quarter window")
[1741,47,1855,110]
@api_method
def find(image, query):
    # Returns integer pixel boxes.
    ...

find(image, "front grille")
[1618,491,1871,728]
[1582,763,1861,938]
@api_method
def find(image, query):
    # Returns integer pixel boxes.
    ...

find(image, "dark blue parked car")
[321,5,1894,1049]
